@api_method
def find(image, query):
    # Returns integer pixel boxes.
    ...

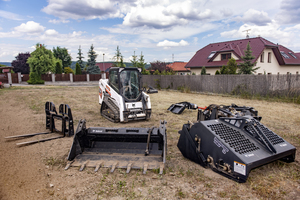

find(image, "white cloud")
[49,19,70,24]
[42,0,122,20]
[157,40,189,48]
[235,9,271,26]
[0,10,22,20]
[14,21,45,34]
[45,29,59,36]
[276,0,300,24]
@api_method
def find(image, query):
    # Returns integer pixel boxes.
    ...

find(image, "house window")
[207,51,216,59]
[289,52,297,59]
[260,52,264,63]
[221,53,231,60]
[280,51,290,59]
[268,52,271,63]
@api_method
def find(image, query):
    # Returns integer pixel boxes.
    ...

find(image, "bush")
[27,72,44,84]
[64,67,74,74]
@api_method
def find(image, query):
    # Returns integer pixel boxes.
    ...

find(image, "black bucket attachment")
[167,102,198,114]
[177,104,296,183]
[66,120,167,174]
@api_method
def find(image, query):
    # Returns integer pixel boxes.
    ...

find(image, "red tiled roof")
[167,62,189,72]
[186,37,300,68]
[95,62,113,72]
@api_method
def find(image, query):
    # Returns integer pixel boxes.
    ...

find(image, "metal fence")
[142,74,300,97]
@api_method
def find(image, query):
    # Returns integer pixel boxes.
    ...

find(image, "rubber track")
[101,96,120,123]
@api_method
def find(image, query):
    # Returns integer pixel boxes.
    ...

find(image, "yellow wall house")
[186,37,300,75]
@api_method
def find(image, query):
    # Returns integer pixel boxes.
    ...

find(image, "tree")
[215,70,220,75]
[55,61,62,74]
[227,58,237,74]
[239,42,259,74]
[87,44,100,74]
[64,67,74,74]
[137,52,147,74]
[52,46,72,71]
[130,51,138,68]
[75,63,82,75]
[11,53,31,74]
[220,65,229,74]
[201,66,206,75]
[77,45,85,71]
[112,46,126,68]
[27,43,59,84]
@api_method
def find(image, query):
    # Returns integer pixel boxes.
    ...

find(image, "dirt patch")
[0,86,299,200]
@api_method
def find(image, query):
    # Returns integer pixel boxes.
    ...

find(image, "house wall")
[190,67,220,75]
[213,52,239,61]
[256,48,300,74]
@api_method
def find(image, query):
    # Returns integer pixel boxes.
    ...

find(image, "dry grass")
[0,86,299,200]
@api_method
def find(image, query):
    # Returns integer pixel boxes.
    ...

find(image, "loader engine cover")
[66,120,167,174]
[177,115,296,183]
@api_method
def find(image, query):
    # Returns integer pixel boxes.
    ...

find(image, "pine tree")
[75,62,82,75]
[112,46,125,67]
[87,44,100,74]
[130,51,138,68]
[201,66,206,75]
[137,52,147,74]
[215,70,220,75]
[239,42,260,74]
[227,58,237,74]
[55,61,62,74]
[77,45,85,71]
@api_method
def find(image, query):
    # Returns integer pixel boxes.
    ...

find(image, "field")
[0,86,299,200]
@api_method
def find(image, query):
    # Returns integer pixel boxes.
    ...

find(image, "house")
[186,37,300,75]
[167,61,190,75]
[95,62,114,72]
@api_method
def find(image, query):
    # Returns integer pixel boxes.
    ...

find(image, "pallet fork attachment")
[5,102,74,146]
[66,120,167,174]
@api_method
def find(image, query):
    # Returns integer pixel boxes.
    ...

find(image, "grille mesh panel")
[245,119,285,145]
[208,123,259,154]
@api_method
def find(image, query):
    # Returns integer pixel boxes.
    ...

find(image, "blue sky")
[0,0,300,63]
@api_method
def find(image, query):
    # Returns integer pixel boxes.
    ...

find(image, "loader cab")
[109,67,142,102]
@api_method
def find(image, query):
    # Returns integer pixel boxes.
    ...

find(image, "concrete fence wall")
[142,74,300,97]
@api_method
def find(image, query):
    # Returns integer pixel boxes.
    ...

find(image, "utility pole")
[103,53,105,71]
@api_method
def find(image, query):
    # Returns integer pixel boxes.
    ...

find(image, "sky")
[0,0,300,63]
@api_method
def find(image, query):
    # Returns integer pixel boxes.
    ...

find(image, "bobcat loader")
[99,67,151,123]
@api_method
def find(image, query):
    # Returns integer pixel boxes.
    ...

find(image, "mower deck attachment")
[177,104,296,183]
[66,120,167,174]
[5,102,74,146]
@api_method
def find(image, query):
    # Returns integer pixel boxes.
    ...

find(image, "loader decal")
[105,85,111,96]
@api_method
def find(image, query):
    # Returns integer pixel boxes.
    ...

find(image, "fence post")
[52,74,55,83]
[101,73,106,79]
[70,73,73,82]
[7,72,12,85]
[87,74,90,82]
[18,72,22,83]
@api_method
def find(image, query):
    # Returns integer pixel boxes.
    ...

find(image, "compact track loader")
[65,120,167,174]
[99,67,151,123]
[177,104,296,183]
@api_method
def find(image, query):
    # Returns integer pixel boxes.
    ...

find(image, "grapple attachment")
[66,120,167,174]
[177,104,296,183]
